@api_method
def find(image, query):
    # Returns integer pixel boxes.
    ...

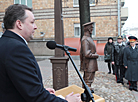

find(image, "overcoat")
[0,30,67,102]
[123,45,138,81]
[104,42,114,62]
[112,42,125,65]
[81,34,98,72]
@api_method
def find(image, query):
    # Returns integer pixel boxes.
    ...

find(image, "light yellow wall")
[33,0,54,9]
[34,19,54,39]
[0,0,13,12]
[0,0,118,38]
[93,16,118,37]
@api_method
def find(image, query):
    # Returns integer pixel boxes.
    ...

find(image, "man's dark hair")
[3,4,32,30]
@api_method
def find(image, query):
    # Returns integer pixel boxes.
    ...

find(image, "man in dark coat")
[112,35,126,85]
[0,4,81,102]
[104,37,115,74]
[123,36,138,92]
[81,22,99,90]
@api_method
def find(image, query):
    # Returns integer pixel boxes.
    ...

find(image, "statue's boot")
[82,83,94,91]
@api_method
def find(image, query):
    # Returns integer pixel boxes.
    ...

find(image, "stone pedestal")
[50,56,69,90]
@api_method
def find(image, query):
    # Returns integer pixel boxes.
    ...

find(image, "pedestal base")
[50,56,69,90]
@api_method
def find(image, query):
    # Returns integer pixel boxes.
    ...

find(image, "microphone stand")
[63,46,95,102]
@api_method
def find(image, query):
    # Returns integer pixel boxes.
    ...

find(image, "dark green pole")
[78,0,91,40]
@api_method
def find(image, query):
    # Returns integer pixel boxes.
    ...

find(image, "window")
[73,0,95,7]
[73,0,79,6]
[74,23,96,37]
[14,0,32,8]
[74,23,81,37]
[92,22,96,37]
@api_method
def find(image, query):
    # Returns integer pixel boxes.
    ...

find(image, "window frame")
[14,0,32,8]
[74,23,81,37]
[14,0,27,5]
[74,23,96,37]
[92,22,96,37]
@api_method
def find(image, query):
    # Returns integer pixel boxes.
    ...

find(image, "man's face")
[123,38,126,42]
[21,10,37,41]
[117,38,122,43]
[130,42,135,47]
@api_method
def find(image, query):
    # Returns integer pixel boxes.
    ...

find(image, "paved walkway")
[37,56,138,102]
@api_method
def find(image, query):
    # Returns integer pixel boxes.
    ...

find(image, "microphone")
[46,41,77,52]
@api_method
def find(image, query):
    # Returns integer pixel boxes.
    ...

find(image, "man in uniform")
[112,35,126,85]
[81,22,99,90]
[122,35,128,45]
[123,36,138,91]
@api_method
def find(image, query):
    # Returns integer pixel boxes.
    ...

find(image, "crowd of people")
[104,35,138,92]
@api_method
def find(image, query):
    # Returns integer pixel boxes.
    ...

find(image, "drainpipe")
[118,0,121,36]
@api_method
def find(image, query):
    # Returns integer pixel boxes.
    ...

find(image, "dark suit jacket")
[0,30,67,102]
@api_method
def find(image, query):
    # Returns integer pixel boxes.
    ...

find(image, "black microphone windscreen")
[46,41,56,49]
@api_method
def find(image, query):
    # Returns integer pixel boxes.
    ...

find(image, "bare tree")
[79,0,91,39]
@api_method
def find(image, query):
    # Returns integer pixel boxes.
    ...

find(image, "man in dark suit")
[0,4,81,102]
[112,35,125,85]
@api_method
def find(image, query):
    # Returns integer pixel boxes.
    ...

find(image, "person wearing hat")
[112,35,126,85]
[122,35,128,46]
[104,37,115,74]
[122,35,128,77]
[81,22,99,90]
[123,36,138,91]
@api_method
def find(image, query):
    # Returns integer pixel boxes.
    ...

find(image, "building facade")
[0,0,128,56]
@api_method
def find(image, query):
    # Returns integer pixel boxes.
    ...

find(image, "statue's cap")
[83,22,95,27]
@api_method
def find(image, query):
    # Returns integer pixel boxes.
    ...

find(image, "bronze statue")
[80,22,99,89]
